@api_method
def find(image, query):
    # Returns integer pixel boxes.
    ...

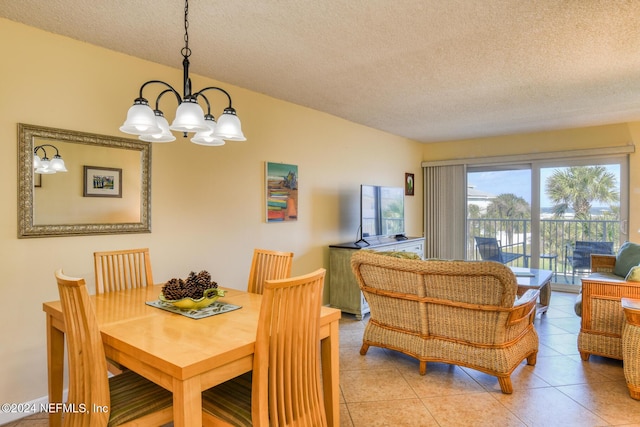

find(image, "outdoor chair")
[564,241,614,284]
[474,236,524,265]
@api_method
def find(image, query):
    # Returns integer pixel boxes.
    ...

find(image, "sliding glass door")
[467,166,531,268]
[467,156,627,290]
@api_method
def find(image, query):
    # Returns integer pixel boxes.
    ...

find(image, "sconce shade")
[33,154,42,169]
[120,100,162,135]
[212,108,246,141]
[170,99,209,132]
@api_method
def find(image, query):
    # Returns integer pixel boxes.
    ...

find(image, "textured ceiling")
[2,0,640,143]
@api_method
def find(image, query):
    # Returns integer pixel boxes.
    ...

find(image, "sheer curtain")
[423,164,466,259]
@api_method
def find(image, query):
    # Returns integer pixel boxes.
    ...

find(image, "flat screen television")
[357,185,405,245]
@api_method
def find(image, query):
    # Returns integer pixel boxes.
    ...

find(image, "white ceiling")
[2,0,640,143]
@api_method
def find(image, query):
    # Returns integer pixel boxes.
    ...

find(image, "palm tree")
[486,193,530,220]
[485,193,531,245]
[545,166,618,220]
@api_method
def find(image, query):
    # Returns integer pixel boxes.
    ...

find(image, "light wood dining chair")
[202,268,328,426]
[55,269,173,427]
[94,248,154,294]
[246,248,294,294]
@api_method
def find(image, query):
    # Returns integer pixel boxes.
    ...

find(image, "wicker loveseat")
[350,251,539,394]
[578,250,640,361]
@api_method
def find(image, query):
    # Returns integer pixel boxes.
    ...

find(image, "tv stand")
[354,237,370,246]
[329,236,425,319]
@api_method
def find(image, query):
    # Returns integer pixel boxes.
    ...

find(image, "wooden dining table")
[43,285,341,427]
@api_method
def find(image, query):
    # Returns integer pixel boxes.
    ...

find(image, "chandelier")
[119,0,245,146]
[33,144,67,174]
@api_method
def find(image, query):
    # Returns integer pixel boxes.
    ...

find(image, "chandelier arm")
[194,87,233,109]
[197,93,212,115]
[139,80,183,105]
[153,89,179,111]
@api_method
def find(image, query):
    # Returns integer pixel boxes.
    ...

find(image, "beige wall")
[422,123,640,239]
[0,18,423,405]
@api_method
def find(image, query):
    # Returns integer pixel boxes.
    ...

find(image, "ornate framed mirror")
[18,123,151,238]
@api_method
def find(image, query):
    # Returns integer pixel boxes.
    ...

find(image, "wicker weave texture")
[578,257,640,361]
[351,251,538,394]
[623,323,640,399]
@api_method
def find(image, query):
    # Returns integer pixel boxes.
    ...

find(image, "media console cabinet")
[328,237,425,319]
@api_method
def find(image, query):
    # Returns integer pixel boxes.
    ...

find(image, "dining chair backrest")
[247,248,293,294]
[56,269,174,426]
[55,269,111,426]
[253,268,328,426]
[94,248,153,294]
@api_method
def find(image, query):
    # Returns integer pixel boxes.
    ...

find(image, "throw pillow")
[613,242,640,278]
[370,250,421,260]
[574,292,582,317]
[626,266,640,282]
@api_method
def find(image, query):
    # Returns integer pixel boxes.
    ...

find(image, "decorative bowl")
[159,288,226,310]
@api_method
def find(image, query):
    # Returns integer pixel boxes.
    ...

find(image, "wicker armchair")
[350,251,539,394]
[578,254,640,361]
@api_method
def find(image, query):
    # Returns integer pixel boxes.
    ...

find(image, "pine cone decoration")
[161,278,186,300]
[162,270,218,300]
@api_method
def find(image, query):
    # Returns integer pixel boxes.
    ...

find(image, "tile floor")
[337,291,640,427]
[4,291,640,427]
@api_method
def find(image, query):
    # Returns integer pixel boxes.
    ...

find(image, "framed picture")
[83,166,122,198]
[265,162,298,222]
[405,173,415,196]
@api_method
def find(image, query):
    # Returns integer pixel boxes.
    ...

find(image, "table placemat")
[146,300,242,319]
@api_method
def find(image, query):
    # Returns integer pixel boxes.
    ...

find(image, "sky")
[468,165,620,208]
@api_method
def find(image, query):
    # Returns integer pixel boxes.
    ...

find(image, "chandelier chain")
[182,0,191,58]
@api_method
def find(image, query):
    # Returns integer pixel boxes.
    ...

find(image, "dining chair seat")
[55,269,173,426]
[201,372,252,426]
[203,268,328,426]
[246,248,293,294]
[106,370,174,426]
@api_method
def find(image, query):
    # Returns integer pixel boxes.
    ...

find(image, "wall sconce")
[34,144,67,174]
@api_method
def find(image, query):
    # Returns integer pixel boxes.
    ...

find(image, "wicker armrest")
[509,289,539,325]
[514,289,538,307]
[591,254,616,273]
[622,298,640,327]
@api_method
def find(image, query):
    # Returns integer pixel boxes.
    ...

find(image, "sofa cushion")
[613,242,640,277]
[626,266,640,282]
[574,292,582,317]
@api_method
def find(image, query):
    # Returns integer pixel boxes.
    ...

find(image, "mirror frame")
[18,123,152,238]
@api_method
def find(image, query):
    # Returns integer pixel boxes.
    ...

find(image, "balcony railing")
[468,218,620,284]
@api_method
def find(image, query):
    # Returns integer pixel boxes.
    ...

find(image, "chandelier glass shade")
[120,0,246,145]
[34,144,67,174]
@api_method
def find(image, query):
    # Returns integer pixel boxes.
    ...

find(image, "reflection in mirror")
[18,124,151,238]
